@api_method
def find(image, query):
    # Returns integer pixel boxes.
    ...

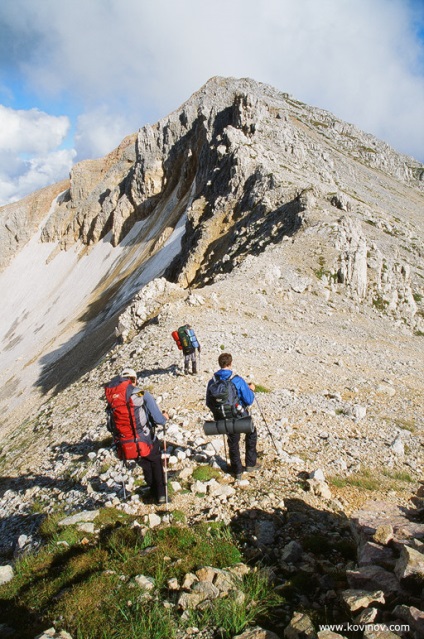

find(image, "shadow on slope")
[36,307,119,397]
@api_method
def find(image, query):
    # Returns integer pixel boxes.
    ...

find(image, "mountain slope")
[0,76,423,438]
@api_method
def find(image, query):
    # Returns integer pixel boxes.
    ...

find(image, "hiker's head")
[121,367,137,384]
[218,353,232,369]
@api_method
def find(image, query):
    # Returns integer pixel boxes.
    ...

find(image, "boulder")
[0,565,14,585]
[341,589,385,612]
[394,545,424,582]
[284,611,317,639]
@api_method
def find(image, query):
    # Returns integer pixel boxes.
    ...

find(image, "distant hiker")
[105,367,169,504]
[206,353,260,480]
[171,324,201,375]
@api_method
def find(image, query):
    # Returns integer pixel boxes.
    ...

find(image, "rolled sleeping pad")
[203,415,253,436]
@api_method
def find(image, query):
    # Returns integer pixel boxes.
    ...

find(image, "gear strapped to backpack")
[175,324,199,355]
[104,376,155,460]
[208,374,244,420]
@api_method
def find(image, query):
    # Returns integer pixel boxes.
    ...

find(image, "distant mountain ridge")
[0,76,423,437]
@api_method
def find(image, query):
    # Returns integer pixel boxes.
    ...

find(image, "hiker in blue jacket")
[206,353,260,480]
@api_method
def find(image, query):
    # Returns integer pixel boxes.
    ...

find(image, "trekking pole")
[254,397,280,454]
[121,459,127,500]
[163,423,169,512]
[223,435,228,467]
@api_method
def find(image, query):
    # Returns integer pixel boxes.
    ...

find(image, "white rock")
[134,574,155,590]
[310,469,325,481]
[191,480,208,494]
[146,513,162,528]
[351,404,367,420]
[0,564,14,585]
[77,522,95,534]
[58,510,99,526]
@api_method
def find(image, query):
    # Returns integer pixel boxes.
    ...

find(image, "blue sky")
[0,0,423,205]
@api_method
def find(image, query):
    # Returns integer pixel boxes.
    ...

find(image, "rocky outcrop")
[347,500,424,637]
[0,179,69,270]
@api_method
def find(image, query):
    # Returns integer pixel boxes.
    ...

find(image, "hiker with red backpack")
[105,367,169,505]
[171,324,201,375]
[206,353,260,480]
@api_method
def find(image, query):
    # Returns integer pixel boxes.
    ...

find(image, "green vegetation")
[393,418,416,433]
[382,469,413,483]
[191,465,222,482]
[329,468,380,491]
[0,511,282,639]
[372,294,389,312]
[185,569,281,636]
[254,384,271,393]
[329,465,415,492]
[314,256,337,283]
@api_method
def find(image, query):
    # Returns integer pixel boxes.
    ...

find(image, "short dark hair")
[218,352,232,368]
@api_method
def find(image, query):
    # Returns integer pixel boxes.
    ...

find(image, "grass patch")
[313,257,337,283]
[394,418,416,433]
[0,518,256,638]
[330,466,415,493]
[184,569,282,636]
[382,469,413,483]
[329,468,380,491]
[191,465,222,482]
[255,384,271,393]
[171,509,187,523]
[372,294,389,312]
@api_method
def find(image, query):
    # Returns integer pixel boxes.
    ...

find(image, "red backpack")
[104,376,153,460]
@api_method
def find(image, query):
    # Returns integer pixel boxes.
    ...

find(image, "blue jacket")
[206,368,255,412]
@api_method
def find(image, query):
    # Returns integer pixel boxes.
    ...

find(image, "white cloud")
[0,105,75,204]
[0,0,423,206]
[74,107,134,159]
[0,105,69,154]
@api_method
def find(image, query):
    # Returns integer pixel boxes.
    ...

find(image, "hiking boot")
[140,486,153,498]
[246,463,262,472]
[235,472,243,481]
[157,495,171,505]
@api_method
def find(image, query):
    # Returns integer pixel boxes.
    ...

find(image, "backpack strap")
[125,384,139,445]
[134,389,157,438]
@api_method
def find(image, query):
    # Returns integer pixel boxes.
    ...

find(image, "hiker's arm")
[235,377,255,406]
[143,392,168,425]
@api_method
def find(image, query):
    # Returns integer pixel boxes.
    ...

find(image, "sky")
[0,0,423,206]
